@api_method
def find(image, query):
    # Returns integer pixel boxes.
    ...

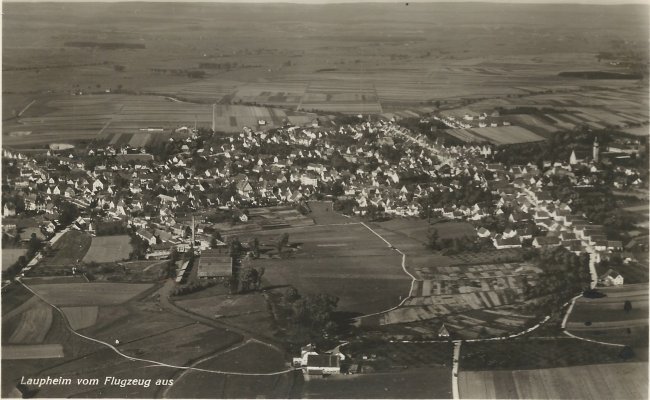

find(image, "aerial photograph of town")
[1,0,648,398]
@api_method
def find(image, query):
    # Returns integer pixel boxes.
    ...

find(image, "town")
[2,1,648,399]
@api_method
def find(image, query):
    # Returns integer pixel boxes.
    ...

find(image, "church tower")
[593,137,600,163]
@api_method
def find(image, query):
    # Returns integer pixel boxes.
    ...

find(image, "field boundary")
[17,278,295,377]
[561,294,627,348]
[355,222,417,321]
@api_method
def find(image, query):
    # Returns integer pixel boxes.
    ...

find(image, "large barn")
[197,248,233,279]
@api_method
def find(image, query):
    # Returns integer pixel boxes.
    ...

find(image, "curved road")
[17,278,294,377]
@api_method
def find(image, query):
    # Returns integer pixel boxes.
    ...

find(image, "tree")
[211,231,223,248]
[162,261,177,279]
[249,238,260,259]
[624,300,632,313]
[277,233,289,253]
[59,202,79,226]
[27,233,41,258]
[619,346,635,360]
[428,228,439,250]
[230,237,243,258]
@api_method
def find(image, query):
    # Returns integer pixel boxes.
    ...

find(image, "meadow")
[3,2,648,148]
[29,282,153,306]
[459,362,648,399]
[2,248,27,270]
[304,367,452,399]
[566,283,648,346]
[251,223,411,316]
[40,230,92,268]
[83,235,133,263]
[7,300,53,344]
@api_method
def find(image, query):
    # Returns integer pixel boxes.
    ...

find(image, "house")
[438,323,450,338]
[146,243,173,260]
[532,236,561,248]
[197,248,232,278]
[599,269,624,287]
[3,203,16,217]
[136,229,157,246]
[493,236,521,249]
[477,227,491,238]
[305,354,341,376]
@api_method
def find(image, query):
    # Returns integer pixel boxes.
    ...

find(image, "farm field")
[40,230,92,268]
[1,284,34,316]
[213,206,315,237]
[3,93,319,148]
[459,86,649,135]
[4,3,648,149]
[175,292,268,319]
[7,300,53,344]
[166,369,297,399]
[377,219,475,245]
[446,125,546,145]
[347,341,453,369]
[82,235,132,263]
[623,124,650,137]
[61,306,99,330]
[306,201,353,225]
[304,367,452,399]
[29,282,153,306]
[459,362,648,399]
[566,283,648,346]
[8,299,245,398]
[460,338,643,371]
[2,248,27,270]
[251,223,410,315]
[2,344,64,360]
[164,340,294,399]
[21,275,87,285]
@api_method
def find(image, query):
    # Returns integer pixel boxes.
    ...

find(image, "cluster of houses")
[1,114,639,287]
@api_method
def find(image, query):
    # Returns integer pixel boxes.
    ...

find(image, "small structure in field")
[599,269,624,286]
[293,343,342,376]
[438,323,450,338]
[197,248,233,279]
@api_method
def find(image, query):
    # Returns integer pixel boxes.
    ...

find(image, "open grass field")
[153,329,291,398]
[462,86,648,135]
[307,201,353,225]
[2,344,64,360]
[3,93,318,147]
[304,367,452,399]
[348,341,453,368]
[447,125,546,145]
[460,338,642,371]
[459,362,648,399]
[195,340,287,374]
[376,219,475,245]
[167,369,298,399]
[251,223,410,315]
[41,230,92,268]
[82,235,132,263]
[61,306,99,330]
[175,292,267,319]
[567,283,648,346]
[1,283,34,316]
[3,3,647,148]
[8,300,53,344]
[2,248,27,270]
[21,275,87,285]
[29,282,153,306]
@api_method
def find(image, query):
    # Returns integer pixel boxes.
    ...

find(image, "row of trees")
[427,229,493,255]
[234,265,265,293]
[270,287,340,344]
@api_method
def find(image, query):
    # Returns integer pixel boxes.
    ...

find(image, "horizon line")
[3,0,649,4]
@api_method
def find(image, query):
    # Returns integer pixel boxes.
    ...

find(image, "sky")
[2,0,649,3]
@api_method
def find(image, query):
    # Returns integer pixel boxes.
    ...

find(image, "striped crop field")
[459,362,648,399]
